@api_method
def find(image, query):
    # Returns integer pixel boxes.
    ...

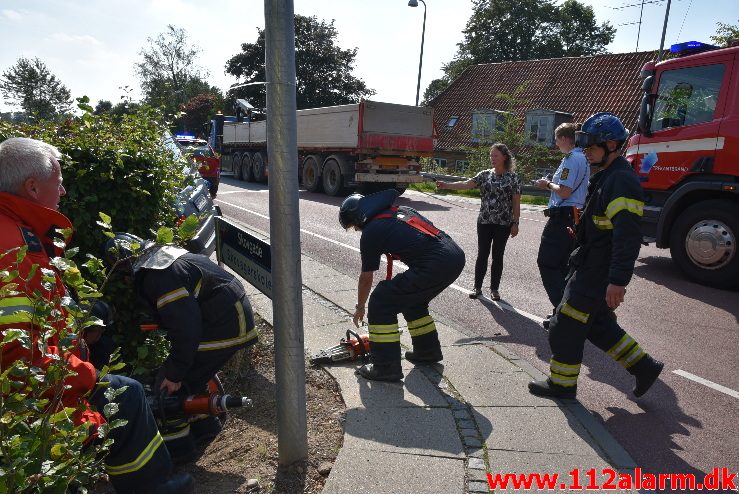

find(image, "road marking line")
[218,199,545,322]
[672,369,739,400]
[217,190,255,195]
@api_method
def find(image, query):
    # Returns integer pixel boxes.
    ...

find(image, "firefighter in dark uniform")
[534,123,589,328]
[528,113,664,399]
[339,189,465,382]
[105,233,258,461]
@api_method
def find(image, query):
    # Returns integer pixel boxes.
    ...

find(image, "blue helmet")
[575,112,628,149]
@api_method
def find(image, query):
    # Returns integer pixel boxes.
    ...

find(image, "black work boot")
[405,347,443,365]
[528,379,577,399]
[139,472,195,494]
[630,356,664,397]
[356,361,403,382]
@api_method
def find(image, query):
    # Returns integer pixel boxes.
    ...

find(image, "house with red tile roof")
[428,50,658,173]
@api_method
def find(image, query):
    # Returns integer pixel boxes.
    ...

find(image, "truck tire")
[669,199,739,289]
[301,155,322,192]
[241,153,255,182]
[232,153,243,180]
[253,152,267,183]
[322,158,344,196]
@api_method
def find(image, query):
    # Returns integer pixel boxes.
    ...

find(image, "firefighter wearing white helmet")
[339,189,465,382]
[528,112,664,400]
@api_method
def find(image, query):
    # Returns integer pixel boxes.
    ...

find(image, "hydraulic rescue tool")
[310,329,370,365]
[147,389,252,421]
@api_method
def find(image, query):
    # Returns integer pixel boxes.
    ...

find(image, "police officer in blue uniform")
[339,190,465,382]
[534,123,589,327]
[105,234,258,461]
[528,113,664,399]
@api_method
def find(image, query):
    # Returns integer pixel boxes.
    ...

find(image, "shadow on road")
[634,255,739,323]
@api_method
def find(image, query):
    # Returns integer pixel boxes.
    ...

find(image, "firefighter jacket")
[135,249,256,383]
[569,156,644,296]
[0,192,103,427]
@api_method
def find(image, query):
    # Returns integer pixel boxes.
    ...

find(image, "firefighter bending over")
[104,234,258,462]
[339,189,465,382]
[0,137,193,493]
[528,113,664,400]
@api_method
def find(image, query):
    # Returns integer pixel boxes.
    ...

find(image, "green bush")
[0,98,194,375]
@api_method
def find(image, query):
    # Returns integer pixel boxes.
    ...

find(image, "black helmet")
[90,300,114,327]
[101,232,146,273]
[338,188,400,230]
[339,193,364,229]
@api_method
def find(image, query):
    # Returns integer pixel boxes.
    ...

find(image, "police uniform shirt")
[472,170,522,225]
[360,207,441,272]
[548,148,589,209]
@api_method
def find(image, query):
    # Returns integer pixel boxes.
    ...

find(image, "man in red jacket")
[0,137,193,494]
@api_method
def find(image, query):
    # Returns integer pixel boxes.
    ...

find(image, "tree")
[181,93,220,136]
[225,15,374,110]
[711,21,739,47]
[94,99,113,114]
[0,57,72,119]
[134,25,220,116]
[425,0,615,103]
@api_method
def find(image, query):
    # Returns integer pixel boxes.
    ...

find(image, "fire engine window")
[651,63,725,131]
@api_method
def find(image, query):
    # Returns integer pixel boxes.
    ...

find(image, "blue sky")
[0,0,736,112]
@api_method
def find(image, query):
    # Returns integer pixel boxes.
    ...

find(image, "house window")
[447,116,459,128]
[432,158,448,168]
[526,113,555,146]
[455,160,469,173]
[471,110,510,143]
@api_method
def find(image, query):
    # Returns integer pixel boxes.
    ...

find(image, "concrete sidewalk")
[240,230,639,493]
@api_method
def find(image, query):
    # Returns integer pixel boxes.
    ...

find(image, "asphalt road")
[215,177,739,487]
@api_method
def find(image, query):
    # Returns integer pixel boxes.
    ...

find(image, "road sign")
[215,216,272,299]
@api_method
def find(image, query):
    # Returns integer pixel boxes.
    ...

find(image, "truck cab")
[627,41,739,288]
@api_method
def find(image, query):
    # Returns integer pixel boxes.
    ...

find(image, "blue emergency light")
[175,134,196,139]
[670,41,719,56]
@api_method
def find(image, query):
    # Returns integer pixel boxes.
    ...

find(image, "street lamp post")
[408,0,426,106]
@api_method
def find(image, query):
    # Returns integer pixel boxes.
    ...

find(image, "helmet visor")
[575,131,600,149]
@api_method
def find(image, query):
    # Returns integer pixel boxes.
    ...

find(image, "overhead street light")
[408,0,427,106]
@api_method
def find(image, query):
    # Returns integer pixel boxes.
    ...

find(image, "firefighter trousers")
[537,215,575,309]
[367,235,465,363]
[547,276,651,390]
[89,374,171,493]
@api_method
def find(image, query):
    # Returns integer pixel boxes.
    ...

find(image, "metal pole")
[656,0,672,62]
[414,0,427,106]
[635,0,645,51]
[264,0,308,465]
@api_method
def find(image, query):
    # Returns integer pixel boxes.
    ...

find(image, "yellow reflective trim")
[605,196,644,219]
[620,345,646,368]
[550,374,578,387]
[550,359,581,375]
[106,433,164,476]
[198,301,258,351]
[592,215,614,230]
[607,334,632,358]
[161,424,191,441]
[408,321,437,338]
[368,333,401,343]
[368,323,399,330]
[193,279,202,298]
[156,287,189,309]
[407,315,433,329]
[560,303,589,324]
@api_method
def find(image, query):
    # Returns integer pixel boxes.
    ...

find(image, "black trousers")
[547,270,649,389]
[537,215,575,309]
[367,235,465,363]
[89,374,172,493]
[474,223,511,291]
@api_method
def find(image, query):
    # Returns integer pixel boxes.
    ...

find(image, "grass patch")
[409,182,548,205]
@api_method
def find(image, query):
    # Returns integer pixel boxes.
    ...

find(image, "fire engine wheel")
[669,200,739,289]
[322,159,344,196]
[252,152,267,183]
[302,155,322,192]
[241,153,255,182]
[232,153,243,180]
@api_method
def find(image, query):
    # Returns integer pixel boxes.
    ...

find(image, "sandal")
[491,289,501,301]
[468,288,482,299]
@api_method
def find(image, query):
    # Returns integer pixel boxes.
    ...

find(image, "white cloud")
[48,33,103,46]
[1,9,23,21]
